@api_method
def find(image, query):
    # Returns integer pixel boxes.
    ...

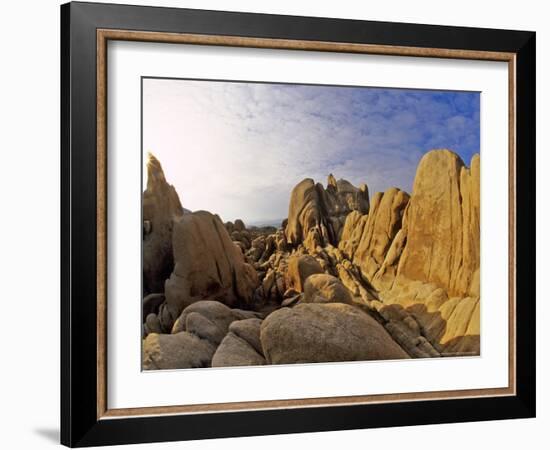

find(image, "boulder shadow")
[380,302,480,357]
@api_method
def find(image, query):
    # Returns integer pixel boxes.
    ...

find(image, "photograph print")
[141,78,480,370]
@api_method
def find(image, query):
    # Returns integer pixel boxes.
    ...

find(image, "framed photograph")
[61,1,536,447]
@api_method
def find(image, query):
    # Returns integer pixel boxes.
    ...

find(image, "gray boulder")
[211,333,266,367]
[142,332,216,370]
[260,303,409,364]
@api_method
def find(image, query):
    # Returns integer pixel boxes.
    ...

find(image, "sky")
[143,78,479,225]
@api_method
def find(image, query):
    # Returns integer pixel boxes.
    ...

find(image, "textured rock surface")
[142,332,216,370]
[142,153,184,295]
[396,150,480,297]
[371,229,408,291]
[229,318,264,355]
[379,280,480,356]
[260,303,409,364]
[373,302,441,358]
[339,210,363,249]
[183,311,227,346]
[352,188,410,283]
[285,175,369,250]
[171,301,256,339]
[142,293,166,320]
[212,332,266,367]
[285,254,324,292]
[374,151,481,357]
[144,313,162,335]
[164,212,259,320]
[211,317,266,367]
[329,150,481,357]
[302,274,354,305]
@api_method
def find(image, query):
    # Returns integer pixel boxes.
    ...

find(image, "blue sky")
[143,79,479,224]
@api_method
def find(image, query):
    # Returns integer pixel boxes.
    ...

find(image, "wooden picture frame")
[61,1,535,447]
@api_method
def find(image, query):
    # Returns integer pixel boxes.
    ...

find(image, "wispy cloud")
[143,79,479,224]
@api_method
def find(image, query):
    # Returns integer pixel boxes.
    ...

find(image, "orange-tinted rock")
[352,188,409,282]
[285,254,324,292]
[397,150,480,297]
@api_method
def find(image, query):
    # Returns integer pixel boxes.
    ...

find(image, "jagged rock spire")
[146,152,168,191]
[327,173,337,189]
[143,152,184,295]
[285,175,370,250]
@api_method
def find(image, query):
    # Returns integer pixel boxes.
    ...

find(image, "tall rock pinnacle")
[142,152,184,295]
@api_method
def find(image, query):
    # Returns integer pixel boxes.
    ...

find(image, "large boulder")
[228,318,264,355]
[285,254,324,292]
[285,178,328,249]
[333,150,480,357]
[171,300,257,341]
[164,212,259,320]
[182,312,227,346]
[260,303,409,364]
[337,150,479,299]
[142,153,184,295]
[285,175,369,249]
[211,332,266,367]
[396,150,480,297]
[302,274,354,304]
[211,318,266,367]
[142,331,216,370]
[143,301,263,370]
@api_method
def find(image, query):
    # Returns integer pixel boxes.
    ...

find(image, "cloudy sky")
[143,78,479,225]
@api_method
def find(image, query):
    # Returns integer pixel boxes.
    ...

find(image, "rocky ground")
[142,149,480,370]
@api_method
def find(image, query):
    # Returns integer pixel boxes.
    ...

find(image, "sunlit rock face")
[357,150,481,356]
[350,187,410,284]
[285,174,369,251]
[396,150,480,298]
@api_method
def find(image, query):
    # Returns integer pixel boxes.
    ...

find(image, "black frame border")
[61,2,535,447]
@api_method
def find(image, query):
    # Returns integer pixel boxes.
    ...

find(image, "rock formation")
[260,303,410,364]
[285,175,369,251]
[341,150,480,356]
[142,148,481,369]
[164,212,259,321]
[143,300,263,369]
[142,331,216,370]
[212,318,266,367]
[351,188,410,281]
[302,274,354,305]
[142,153,183,295]
[396,151,480,297]
[285,254,323,292]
